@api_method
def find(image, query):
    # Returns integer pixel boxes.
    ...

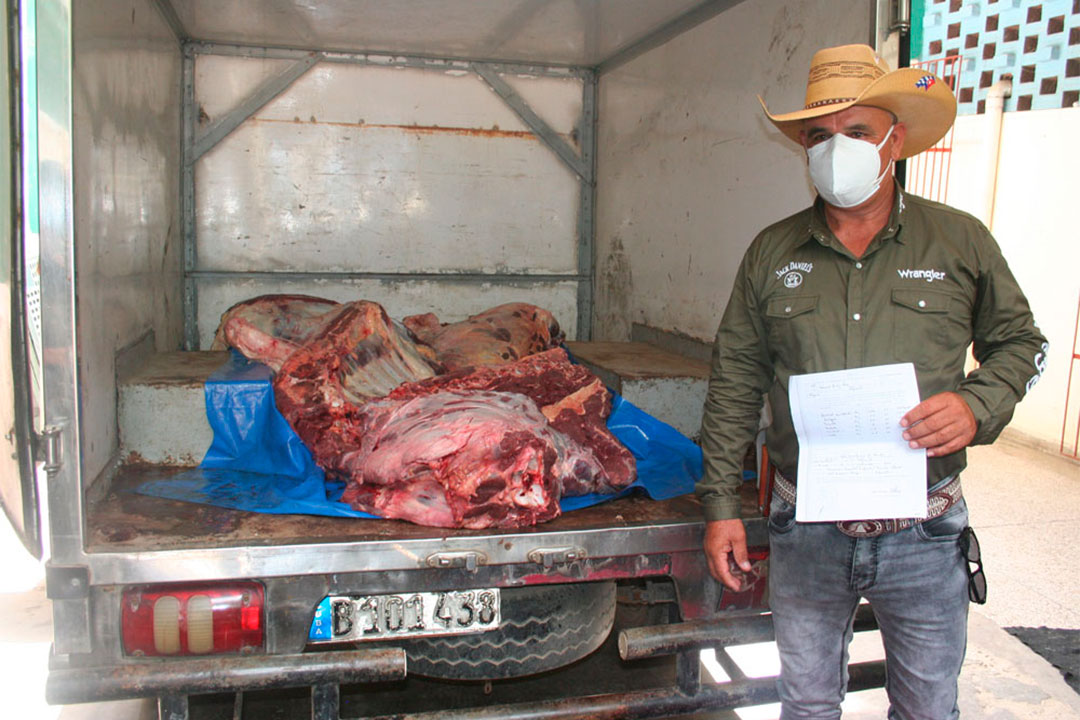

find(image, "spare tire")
[402,581,616,680]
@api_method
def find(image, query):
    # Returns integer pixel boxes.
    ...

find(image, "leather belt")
[772,470,964,538]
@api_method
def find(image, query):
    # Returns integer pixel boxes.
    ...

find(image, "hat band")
[804,96,858,110]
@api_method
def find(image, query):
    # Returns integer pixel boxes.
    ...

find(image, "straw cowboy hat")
[759,44,957,159]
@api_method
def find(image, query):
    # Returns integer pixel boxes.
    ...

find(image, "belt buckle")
[836,519,893,538]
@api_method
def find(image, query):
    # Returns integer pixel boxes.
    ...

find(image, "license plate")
[308,589,501,643]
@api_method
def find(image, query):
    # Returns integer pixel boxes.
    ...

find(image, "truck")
[0,0,897,717]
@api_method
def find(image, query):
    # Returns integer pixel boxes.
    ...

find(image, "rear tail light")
[122,582,264,657]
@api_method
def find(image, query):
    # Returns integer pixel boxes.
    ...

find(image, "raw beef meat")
[275,321,634,528]
[403,303,564,371]
[272,302,437,461]
[339,391,580,528]
[388,348,637,494]
[212,295,637,529]
[211,294,341,371]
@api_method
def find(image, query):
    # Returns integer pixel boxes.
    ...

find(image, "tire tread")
[404,581,616,680]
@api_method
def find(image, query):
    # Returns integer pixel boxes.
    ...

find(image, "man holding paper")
[696,44,1048,719]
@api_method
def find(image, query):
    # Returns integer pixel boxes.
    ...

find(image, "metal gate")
[904,55,961,203]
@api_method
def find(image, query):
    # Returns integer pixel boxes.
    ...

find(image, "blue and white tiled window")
[915,0,1080,113]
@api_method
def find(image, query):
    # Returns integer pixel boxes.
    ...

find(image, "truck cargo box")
[0,0,889,717]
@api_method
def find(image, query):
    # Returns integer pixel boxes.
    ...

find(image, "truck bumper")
[358,664,886,720]
[45,647,406,705]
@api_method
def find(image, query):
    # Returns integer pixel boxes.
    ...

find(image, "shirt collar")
[804,184,908,250]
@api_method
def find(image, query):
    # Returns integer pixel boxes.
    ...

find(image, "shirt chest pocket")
[891,289,957,370]
[765,295,819,370]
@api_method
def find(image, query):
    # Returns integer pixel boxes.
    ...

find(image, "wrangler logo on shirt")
[897,268,946,282]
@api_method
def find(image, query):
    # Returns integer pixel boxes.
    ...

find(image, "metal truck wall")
[73,0,183,488]
[191,55,583,347]
[593,0,873,342]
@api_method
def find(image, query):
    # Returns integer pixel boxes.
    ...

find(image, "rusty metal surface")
[347,661,884,720]
[252,118,544,141]
[360,676,778,720]
[45,647,405,705]
[79,474,769,584]
[566,341,710,380]
[619,604,881,661]
[620,612,772,662]
[87,464,739,552]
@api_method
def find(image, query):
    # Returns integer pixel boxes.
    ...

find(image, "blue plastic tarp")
[135,352,703,518]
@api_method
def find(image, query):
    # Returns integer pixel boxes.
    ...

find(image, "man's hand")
[704,519,752,591]
[900,391,977,458]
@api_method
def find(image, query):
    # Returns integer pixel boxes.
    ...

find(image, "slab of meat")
[272,302,437,464]
[280,339,632,528]
[403,303,564,371]
[387,348,636,494]
[211,294,342,371]
[339,391,574,528]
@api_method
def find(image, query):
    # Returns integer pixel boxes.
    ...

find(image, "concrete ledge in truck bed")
[119,345,710,465]
[565,342,709,439]
[118,351,229,466]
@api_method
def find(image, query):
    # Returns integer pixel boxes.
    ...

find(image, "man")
[697,44,1048,719]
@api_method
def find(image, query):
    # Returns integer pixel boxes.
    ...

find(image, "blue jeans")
[768,490,970,720]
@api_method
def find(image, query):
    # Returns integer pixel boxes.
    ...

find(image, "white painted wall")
[73,0,183,484]
[594,0,873,342]
[935,108,1080,450]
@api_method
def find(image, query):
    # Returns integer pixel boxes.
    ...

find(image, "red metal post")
[1062,292,1080,458]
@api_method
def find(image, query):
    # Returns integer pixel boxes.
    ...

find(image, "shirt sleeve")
[955,228,1048,445]
[696,247,774,521]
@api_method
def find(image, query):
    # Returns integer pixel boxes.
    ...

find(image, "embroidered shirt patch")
[896,268,946,283]
[776,261,813,288]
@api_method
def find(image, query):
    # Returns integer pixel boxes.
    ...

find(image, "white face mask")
[806,125,895,208]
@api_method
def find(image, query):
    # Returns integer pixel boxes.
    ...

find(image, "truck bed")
[86,464,762,553]
[94,343,764,568]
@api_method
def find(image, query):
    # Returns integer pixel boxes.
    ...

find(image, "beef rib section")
[272,301,437,466]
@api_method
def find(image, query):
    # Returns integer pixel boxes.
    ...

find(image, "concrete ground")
[0,435,1077,719]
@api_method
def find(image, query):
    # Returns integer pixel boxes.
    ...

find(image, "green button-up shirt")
[697,188,1048,522]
